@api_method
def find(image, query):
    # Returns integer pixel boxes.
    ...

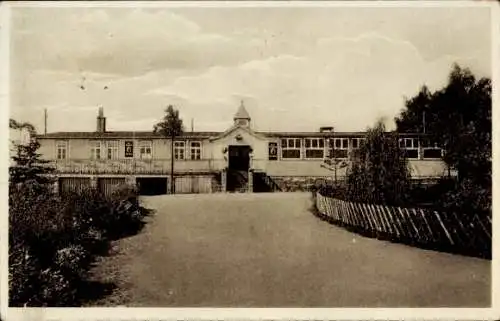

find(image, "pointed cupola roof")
[234,100,251,121]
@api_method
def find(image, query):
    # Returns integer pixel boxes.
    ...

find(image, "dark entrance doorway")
[228,145,251,171]
[137,177,168,195]
[227,145,251,192]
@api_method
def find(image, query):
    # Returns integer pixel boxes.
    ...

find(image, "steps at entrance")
[226,169,281,193]
[253,171,282,192]
[227,169,249,192]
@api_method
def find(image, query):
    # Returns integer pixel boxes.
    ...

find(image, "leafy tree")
[346,121,411,206]
[153,105,184,194]
[395,85,433,134]
[396,64,491,183]
[9,119,54,186]
[395,64,491,216]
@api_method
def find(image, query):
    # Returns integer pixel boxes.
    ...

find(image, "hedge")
[9,180,148,306]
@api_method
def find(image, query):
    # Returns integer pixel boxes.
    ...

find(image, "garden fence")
[314,192,491,259]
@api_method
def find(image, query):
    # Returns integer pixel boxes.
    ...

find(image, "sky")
[9,4,493,133]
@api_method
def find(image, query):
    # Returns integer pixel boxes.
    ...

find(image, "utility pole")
[44,108,47,135]
[170,132,175,194]
[423,110,426,134]
[329,129,337,185]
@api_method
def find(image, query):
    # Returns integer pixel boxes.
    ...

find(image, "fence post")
[403,208,422,244]
[360,203,377,232]
[328,196,335,219]
[342,200,352,226]
[473,214,492,257]
[333,199,340,221]
[474,214,491,240]
[372,204,388,234]
[396,208,410,240]
[377,204,392,234]
[381,206,396,236]
[414,208,431,243]
[434,211,455,246]
[448,211,472,249]
[369,204,383,233]
[361,203,376,232]
[348,202,360,227]
[325,196,331,218]
[389,206,405,239]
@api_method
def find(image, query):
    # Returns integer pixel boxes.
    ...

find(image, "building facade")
[36,103,448,194]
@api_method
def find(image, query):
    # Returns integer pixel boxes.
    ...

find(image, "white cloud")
[143,31,490,132]
[10,7,492,134]
[12,8,263,77]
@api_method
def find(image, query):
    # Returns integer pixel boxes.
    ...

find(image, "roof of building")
[36,104,427,140]
[36,131,222,139]
[259,131,368,138]
[234,101,251,120]
[36,130,425,140]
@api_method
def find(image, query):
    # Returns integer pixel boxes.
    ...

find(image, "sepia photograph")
[3,0,498,318]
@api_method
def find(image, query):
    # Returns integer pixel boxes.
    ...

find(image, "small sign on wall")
[125,141,134,157]
[269,142,278,160]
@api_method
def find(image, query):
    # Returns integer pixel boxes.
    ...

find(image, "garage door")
[137,177,168,195]
[98,177,126,196]
[59,177,92,194]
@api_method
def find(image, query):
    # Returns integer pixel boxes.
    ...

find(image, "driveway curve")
[92,192,490,307]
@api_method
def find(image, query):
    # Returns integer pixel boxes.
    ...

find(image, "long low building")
[36,102,449,194]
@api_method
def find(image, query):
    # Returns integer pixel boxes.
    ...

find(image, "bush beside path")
[9,182,151,307]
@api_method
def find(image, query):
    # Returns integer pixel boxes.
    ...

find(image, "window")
[399,137,418,158]
[399,138,418,149]
[330,138,349,158]
[139,141,152,159]
[334,138,349,149]
[90,141,101,160]
[189,141,201,160]
[106,141,119,160]
[56,141,68,160]
[421,138,442,159]
[268,142,278,161]
[174,141,185,160]
[281,138,301,159]
[305,138,324,159]
[352,138,365,149]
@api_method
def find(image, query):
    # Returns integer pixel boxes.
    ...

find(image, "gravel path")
[90,192,490,307]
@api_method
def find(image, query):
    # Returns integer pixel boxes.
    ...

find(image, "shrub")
[345,121,412,206]
[439,177,491,218]
[9,181,144,306]
[315,181,347,199]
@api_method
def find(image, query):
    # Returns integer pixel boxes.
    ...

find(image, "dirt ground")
[89,192,491,307]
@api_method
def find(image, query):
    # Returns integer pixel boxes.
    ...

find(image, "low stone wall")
[271,176,335,192]
[314,192,491,259]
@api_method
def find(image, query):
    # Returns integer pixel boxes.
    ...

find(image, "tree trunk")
[170,136,175,194]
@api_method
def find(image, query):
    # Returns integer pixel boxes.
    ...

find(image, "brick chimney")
[96,106,106,132]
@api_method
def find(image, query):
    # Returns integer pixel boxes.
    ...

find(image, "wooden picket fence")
[314,192,491,259]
